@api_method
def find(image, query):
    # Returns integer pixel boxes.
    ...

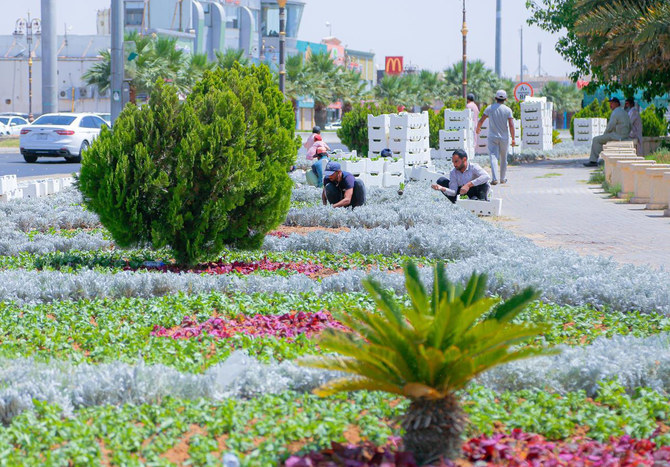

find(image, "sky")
[1,0,574,79]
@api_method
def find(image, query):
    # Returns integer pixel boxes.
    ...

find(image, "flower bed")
[286,430,670,466]
[0,185,669,465]
[151,311,347,340]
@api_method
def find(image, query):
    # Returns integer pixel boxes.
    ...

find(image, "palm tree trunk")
[314,103,328,129]
[401,394,467,465]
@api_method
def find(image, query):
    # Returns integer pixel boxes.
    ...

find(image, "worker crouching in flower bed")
[321,162,366,209]
[431,148,491,203]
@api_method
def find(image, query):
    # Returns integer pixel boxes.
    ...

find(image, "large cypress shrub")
[78,64,299,266]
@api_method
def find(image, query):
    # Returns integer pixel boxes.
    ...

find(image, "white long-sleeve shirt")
[443,162,491,197]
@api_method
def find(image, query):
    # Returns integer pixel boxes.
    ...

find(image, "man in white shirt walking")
[475,90,516,185]
[431,149,491,203]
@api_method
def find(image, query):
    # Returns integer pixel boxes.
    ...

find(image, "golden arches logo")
[385,57,403,75]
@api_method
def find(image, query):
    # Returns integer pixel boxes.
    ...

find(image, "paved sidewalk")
[490,158,670,270]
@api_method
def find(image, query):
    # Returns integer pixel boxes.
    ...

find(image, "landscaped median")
[1,182,670,465]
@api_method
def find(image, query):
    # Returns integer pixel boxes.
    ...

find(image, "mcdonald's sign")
[385,56,404,75]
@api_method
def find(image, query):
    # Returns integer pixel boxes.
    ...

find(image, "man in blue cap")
[322,162,366,208]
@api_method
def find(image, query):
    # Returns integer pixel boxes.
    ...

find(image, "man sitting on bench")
[431,149,491,203]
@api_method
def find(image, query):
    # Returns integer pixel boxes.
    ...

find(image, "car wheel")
[66,141,88,163]
[23,154,38,163]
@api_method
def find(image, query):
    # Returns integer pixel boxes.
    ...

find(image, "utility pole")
[111,0,123,124]
[461,0,467,100]
[41,0,57,115]
[278,0,287,94]
[520,26,524,82]
[13,13,41,121]
[495,0,501,77]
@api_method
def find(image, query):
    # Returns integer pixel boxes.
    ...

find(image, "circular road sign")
[514,82,534,102]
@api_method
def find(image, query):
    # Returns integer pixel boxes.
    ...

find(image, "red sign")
[385,56,404,75]
[513,82,534,102]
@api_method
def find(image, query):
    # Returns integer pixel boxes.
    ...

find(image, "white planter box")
[389,126,429,141]
[382,172,403,188]
[404,152,431,166]
[0,175,18,195]
[366,158,385,175]
[390,112,429,130]
[367,127,388,142]
[458,198,503,216]
[340,159,367,175]
[383,159,404,175]
[369,140,389,153]
[361,172,383,187]
[367,114,389,130]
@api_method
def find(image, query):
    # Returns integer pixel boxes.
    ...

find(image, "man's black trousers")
[325,179,366,208]
[436,176,489,204]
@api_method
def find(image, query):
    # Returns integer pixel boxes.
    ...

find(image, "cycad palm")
[301,262,552,465]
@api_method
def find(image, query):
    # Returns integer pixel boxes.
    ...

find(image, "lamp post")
[278,0,287,94]
[13,13,41,121]
[461,0,467,100]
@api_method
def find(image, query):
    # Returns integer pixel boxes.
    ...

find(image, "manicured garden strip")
[0,384,668,465]
[0,247,429,273]
[0,293,667,373]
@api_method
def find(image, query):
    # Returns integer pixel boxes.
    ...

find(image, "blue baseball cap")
[324,162,341,178]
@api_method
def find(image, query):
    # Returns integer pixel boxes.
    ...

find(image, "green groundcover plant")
[78,64,299,266]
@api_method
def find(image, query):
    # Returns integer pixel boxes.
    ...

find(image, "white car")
[0,116,30,136]
[19,113,108,163]
[325,121,342,131]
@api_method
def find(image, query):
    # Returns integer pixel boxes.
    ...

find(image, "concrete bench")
[603,141,636,150]
[609,158,649,187]
[602,154,641,184]
[631,165,670,204]
[664,172,670,217]
[620,161,656,195]
[646,168,670,210]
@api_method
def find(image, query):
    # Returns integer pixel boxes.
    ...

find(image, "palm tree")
[215,49,250,70]
[301,262,552,465]
[574,0,670,85]
[539,81,582,113]
[82,50,111,93]
[375,75,409,107]
[441,60,507,104]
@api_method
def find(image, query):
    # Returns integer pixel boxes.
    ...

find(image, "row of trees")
[84,34,584,126]
[84,32,251,98]
[527,0,670,99]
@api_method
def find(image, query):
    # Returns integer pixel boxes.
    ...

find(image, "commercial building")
[0,0,306,115]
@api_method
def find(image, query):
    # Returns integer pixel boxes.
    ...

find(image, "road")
[0,151,80,179]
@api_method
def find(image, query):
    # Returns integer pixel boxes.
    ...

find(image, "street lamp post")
[278,0,287,94]
[13,13,41,121]
[461,0,468,100]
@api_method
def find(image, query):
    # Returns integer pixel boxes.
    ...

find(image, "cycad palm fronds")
[301,261,552,400]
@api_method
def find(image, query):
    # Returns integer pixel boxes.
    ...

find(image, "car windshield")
[33,115,77,126]
[0,118,8,125]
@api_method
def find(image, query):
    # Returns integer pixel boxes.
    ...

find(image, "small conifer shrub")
[78,64,299,266]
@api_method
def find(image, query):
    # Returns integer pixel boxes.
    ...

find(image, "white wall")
[0,58,110,115]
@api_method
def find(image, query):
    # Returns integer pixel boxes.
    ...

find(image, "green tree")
[337,102,397,155]
[215,49,250,70]
[641,105,668,137]
[442,60,508,105]
[78,64,299,266]
[539,81,582,112]
[527,0,670,98]
[301,262,552,465]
